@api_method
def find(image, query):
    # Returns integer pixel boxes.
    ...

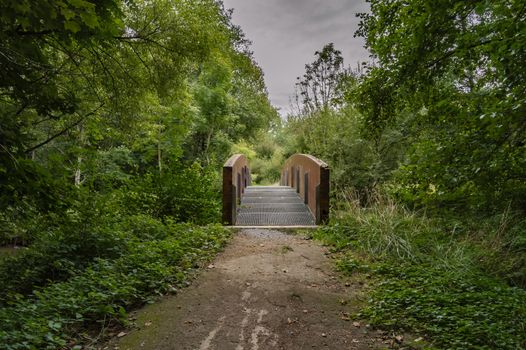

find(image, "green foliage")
[0,0,276,224]
[250,155,283,185]
[0,223,230,349]
[250,136,284,184]
[284,3,526,348]
[0,153,225,349]
[0,192,133,300]
[0,0,277,252]
[0,0,123,117]
[314,194,526,349]
[232,130,285,185]
[364,265,526,350]
[128,163,222,224]
[284,43,406,203]
[284,106,404,202]
[355,0,526,211]
[0,200,46,246]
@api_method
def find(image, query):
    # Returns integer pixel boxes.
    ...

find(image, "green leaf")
[60,7,76,20]
[64,20,81,33]
[80,12,99,28]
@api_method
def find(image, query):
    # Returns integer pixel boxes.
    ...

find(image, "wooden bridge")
[222,154,329,227]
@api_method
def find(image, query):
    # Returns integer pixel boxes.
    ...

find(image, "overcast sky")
[222,0,371,116]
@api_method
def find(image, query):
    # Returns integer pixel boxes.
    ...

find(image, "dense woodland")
[0,0,525,349]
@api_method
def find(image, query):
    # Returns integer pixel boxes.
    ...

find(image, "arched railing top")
[281,154,330,224]
[224,154,246,167]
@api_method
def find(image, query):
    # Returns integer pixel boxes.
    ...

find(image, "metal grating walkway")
[235,186,316,226]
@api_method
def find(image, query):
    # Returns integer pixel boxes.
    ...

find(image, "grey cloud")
[223,0,371,116]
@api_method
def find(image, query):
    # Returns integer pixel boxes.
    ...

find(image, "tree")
[0,0,278,223]
[355,0,526,210]
[293,43,347,114]
[284,44,403,202]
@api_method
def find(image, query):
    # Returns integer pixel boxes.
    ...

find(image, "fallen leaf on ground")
[144,321,152,327]
[116,332,126,338]
[352,321,361,328]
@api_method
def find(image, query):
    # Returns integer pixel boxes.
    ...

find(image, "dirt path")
[109,229,387,350]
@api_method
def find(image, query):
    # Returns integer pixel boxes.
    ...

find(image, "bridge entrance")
[236,186,315,226]
[222,154,329,227]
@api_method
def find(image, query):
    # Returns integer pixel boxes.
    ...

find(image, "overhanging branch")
[24,103,104,154]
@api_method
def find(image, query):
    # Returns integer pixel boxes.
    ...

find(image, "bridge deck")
[235,186,316,226]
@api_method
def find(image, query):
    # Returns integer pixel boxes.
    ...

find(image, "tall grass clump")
[315,190,526,349]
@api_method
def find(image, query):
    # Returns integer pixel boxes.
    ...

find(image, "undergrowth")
[315,192,526,349]
[0,220,230,349]
[0,162,226,349]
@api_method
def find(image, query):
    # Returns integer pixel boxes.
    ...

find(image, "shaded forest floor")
[104,229,416,350]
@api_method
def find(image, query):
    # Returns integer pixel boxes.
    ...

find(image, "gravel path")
[109,229,386,350]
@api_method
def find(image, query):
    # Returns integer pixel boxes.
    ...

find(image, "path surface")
[236,187,315,226]
[111,229,386,349]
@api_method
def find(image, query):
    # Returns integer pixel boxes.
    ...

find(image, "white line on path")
[199,316,226,350]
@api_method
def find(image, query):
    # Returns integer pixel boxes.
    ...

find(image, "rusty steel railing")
[280,154,330,224]
[222,154,251,225]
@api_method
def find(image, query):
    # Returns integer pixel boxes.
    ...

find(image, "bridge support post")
[222,166,235,225]
[222,154,249,225]
[318,165,330,223]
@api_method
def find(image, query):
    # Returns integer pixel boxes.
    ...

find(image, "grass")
[314,191,526,349]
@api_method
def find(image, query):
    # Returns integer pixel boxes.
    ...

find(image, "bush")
[284,107,405,203]
[0,224,230,349]
[0,195,128,301]
[0,201,44,246]
[120,163,221,224]
[232,135,284,185]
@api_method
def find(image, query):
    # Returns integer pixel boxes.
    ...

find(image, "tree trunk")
[158,122,163,175]
[74,155,82,187]
[75,125,84,187]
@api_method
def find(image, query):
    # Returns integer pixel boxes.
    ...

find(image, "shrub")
[0,196,128,301]
[121,163,221,224]
[0,224,230,349]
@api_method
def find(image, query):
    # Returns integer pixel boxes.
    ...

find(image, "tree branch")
[24,103,104,154]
